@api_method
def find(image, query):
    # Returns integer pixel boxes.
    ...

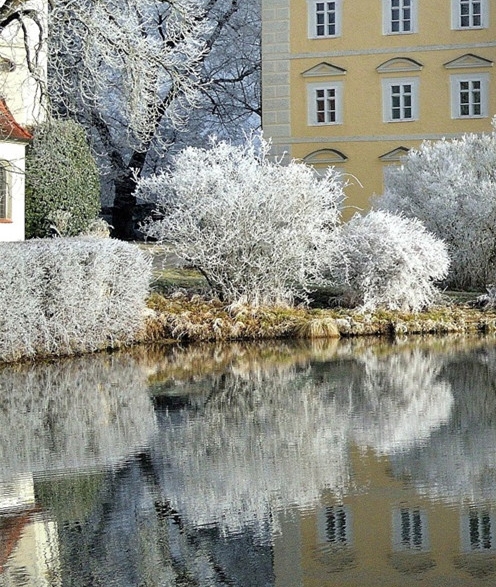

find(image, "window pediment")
[302,62,347,78]
[444,54,493,69]
[377,58,423,73]
[304,149,348,164]
[379,147,410,162]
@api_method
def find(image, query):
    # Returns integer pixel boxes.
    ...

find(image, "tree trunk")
[112,151,147,240]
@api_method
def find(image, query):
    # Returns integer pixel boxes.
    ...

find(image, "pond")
[1,336,496,586]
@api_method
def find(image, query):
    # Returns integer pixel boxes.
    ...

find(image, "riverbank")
[143,290,496,343]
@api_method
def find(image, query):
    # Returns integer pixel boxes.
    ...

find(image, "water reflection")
[1,337,496,585]
[0,354,157,479]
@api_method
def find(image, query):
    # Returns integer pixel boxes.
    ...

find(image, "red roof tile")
[0,98,32,142]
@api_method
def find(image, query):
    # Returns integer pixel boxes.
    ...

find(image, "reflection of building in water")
[462,508,496,553]
[0,476,61,586]
[273,446,496,586]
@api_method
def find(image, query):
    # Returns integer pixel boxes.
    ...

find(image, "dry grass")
[143,289,496,344]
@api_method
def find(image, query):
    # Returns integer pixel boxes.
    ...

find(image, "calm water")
[1,336,496,586]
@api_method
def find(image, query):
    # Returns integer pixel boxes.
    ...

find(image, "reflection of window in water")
[393,507,429,551]
[318,505,352,545]
[462,508,496,552]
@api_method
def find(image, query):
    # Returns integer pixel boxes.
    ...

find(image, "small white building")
[0,97,32,241]
[0,0,47,242]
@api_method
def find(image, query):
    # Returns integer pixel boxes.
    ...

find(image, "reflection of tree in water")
[150,342,457,542]
[153,365,352,542]
[0,353,157,480]
[55,454,275,587]
[14,339,488,587]
[389,345,496,504]
[350,348,454,453]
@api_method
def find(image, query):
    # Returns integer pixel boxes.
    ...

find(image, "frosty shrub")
[25,119,101,238]
[329,211,450,311]
[0,238,152,362]
[137,137,344,306]
[377,133,496,290]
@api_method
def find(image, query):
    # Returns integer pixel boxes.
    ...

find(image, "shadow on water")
[1,335,496,585]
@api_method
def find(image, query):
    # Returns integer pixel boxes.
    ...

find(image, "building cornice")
[288,41,496,61]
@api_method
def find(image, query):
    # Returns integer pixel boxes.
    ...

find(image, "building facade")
[262,0,496,214]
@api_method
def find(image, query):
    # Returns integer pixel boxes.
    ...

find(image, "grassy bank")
[143,267,496,342]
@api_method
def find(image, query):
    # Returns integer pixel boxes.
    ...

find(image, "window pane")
[314,86,339,124]
[316,1,337,36]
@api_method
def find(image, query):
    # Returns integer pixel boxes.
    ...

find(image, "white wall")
[0,0,47,126]
[0,141,26,242]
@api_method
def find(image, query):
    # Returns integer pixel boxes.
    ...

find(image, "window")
[451,0,488,28]
[393,507,430,551]
[461,508,496,552]
[382,78,419,122]
[383,0,417,34]
[450,73,489,118]
[0,163,10,220]
[308,0,342,38]
[307,82,343,125]
[318,505,352,545]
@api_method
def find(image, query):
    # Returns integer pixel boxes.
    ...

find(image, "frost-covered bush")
[329,211,450,311]
[137,137,344,306]
[0,238,152,362]
[25,119,101,238]
[377,133,496,290]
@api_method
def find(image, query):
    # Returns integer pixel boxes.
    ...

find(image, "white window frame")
[450,73,489,118]
[451,0,488,29]
[0,162,11,220]
[307,0,342,39]
[382,77,419,122]
[307,81,344,126]
[383,0,417,34]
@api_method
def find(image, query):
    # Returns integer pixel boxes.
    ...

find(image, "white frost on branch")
[329,210,450,311]
[377,131,496,290]
[49,0,209,148]
[137,136,345,306]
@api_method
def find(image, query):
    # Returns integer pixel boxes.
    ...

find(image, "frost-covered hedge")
[0,238,152,362]
[329,211,450,311]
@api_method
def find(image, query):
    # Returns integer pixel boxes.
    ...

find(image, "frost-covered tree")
[329,210,450,311]
[47,0,210,239]
[167,0,261,150]
[137,137,345,306]
[45,0,261,239]
[25,118,101,237]
[377,133,496,290]
[1,1,262,238]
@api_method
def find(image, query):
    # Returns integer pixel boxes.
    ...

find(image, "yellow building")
[262,0,496,214]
